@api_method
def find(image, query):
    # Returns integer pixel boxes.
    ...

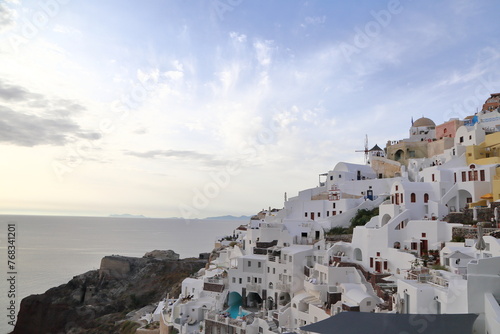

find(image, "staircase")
[267,319,279,333]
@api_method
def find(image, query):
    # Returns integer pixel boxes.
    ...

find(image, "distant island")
[108,213,148,218]
[109,213,251,220]
[204,215,251,220]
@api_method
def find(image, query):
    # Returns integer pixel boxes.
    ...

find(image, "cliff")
[12,251,207,334]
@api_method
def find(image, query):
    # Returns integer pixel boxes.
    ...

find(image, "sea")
[0,215,244,333]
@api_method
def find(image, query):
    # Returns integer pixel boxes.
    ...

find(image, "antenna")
[355,134,369,163]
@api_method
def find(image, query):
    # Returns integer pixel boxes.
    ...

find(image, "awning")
[300,312,478,334]
[480,193,493,199]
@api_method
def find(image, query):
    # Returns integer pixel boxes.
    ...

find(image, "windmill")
[355,134,369,163]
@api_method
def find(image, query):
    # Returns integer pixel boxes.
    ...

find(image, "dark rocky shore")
[12,250,207,334]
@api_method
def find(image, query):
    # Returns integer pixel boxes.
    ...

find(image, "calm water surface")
[0,215,244,333]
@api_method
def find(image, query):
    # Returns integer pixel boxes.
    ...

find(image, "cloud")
[302,16,326,27]
[53,24,81,35]
[254,39,274,67]
[0,3,16,33]
[0,80,42,101]
[0,106,101,147]
[0,80,98,146]
[125,149,231,167]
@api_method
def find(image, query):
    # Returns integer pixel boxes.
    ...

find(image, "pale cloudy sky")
[1,0,500,218]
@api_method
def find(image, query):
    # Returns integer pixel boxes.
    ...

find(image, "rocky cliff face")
[12,253,206,334]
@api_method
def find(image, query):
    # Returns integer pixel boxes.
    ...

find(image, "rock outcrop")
[12,251,206,334]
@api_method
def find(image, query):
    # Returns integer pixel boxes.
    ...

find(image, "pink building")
[435,119,463,140]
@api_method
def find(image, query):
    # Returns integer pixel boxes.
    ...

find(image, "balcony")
[304,279,326,293]
[204,277,225,292]
[206,311,250,328]
[406,270,449,288]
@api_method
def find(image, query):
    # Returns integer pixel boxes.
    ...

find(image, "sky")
[1,0,500,218]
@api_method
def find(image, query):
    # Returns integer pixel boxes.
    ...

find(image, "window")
[424,193,429,203]
[239,278,242,284]
[267,267,269,273]
[305,212,308,217]
[258,262,261,268]
[395,185,399,191]
[454,173,457,183]
[376,252,380,257]
[422,233,426,237]
[232,277,236,283]
[462,171,466,182]
[410,193,416,203]
[459,136,464,143]
[247,277,251,282]
[273,268,275,274]
[327,211,330,217]
[480,170,485,181]
[333,203,336,208]
[317,212,321,217]
[333,211,336,215]
[248,261,251,267]
[330,176,333,180]
[258,278,262,283]
[432,174,435,182]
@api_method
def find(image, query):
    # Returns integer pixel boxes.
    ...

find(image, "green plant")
[348,207,379,232]
[451,235,465,242]
[120,320,141,334]
[325,226,349,235]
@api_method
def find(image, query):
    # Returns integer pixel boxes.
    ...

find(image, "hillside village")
[140,93,500,333]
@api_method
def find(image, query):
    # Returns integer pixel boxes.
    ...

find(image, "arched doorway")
[395,149,405,162]
[279,292,291,306]
[381,214,392,226]
[246,292,262,309]
[353,248,362,261]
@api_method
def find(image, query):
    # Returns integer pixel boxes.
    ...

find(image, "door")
[420,239,428,256]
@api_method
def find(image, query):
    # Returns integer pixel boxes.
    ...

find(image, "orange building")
[482,93,500,111]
